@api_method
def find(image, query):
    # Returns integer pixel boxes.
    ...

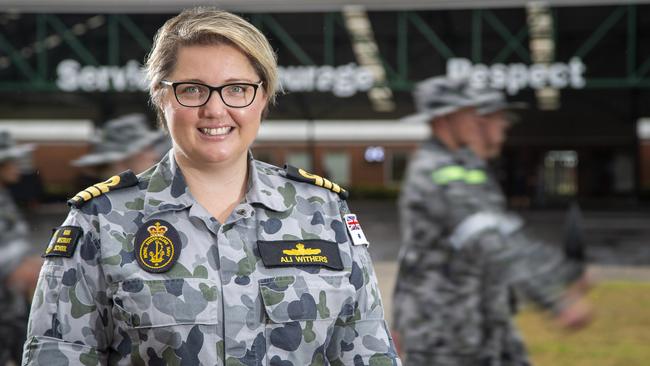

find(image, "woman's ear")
[261,105,270,121]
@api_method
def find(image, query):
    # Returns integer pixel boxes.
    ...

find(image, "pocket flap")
[259,275,355,323]
[113,278,220,328]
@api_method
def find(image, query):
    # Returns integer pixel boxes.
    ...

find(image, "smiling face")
[159,43,268,169]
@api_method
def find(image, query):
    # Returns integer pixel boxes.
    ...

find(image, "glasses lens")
[174,83,210,107]
[221,84,256,107]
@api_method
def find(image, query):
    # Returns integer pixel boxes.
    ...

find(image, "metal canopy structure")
[3,0,650,13]
[2,4,650,95]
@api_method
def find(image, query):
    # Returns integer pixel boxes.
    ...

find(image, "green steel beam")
[635,52,650,79]
[261,14,314,65]
[408,12,454,59]
[397,11,408,79]
[45,14,98,65]
[585,78,650,88]
[492,26,528,64]
[574,6,626,59]
[389,79,412,91]
[0,82,58,92]
[108,15,119,65]
[472,9,482,62]
[380,57,402,86]
[36,14,47,83]
[0,33,37,81]
[483,10,530,62]
[116,15,152,52]
[324,12,335,65]
[627,5,637,79]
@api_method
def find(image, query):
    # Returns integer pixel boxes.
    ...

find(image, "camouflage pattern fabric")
[393,140,583,365]
[0,188,32,364]
[457,148,584,310]
[23,151,400,365]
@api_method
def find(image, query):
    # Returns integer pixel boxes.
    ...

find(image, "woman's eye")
[227,85,246,94]
[180,85,201,94]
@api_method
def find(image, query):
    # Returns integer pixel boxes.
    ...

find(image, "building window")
[287,151,313,171]
[388,151,409,184]
[543,150,578,196]
[323,152,350,185]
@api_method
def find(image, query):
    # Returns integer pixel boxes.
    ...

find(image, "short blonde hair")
[145,8,278,126]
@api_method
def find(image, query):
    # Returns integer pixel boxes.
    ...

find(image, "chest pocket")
[111,278,221,362]
[259,274,355,366]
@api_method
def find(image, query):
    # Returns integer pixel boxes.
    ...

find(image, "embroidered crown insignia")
[147,222,168,237]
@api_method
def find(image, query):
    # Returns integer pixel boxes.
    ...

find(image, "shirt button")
[236,209,246,216]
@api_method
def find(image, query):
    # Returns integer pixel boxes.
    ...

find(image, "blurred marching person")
[392,77,592,365]
[71,113,166,183]
[0,131,42,365]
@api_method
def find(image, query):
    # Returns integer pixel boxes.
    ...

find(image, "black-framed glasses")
[160,80,263,108]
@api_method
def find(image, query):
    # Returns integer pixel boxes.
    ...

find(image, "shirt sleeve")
[504,229,584,313]
[476,225,584,314]
[330,201,402,366]
[22,209,110,365]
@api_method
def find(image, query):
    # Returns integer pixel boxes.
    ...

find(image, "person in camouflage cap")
[0,131,42,365]
[392,78,591,365]
[23,7,400,366]
[72,113,166,179]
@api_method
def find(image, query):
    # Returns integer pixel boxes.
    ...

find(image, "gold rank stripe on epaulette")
[67,170,139,208]
[284,165,349,200]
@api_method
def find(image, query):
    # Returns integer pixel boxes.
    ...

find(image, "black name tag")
[43,226,83,258]
[257,239,343,271]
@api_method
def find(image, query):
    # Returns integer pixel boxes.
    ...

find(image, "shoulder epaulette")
[284,165,348,200]
[68,170,139,208]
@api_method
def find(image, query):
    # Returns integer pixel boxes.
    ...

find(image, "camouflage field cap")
[0,130,34,163]
[72,113,164,167]
[402,76,490,124]
[476,88,527,115]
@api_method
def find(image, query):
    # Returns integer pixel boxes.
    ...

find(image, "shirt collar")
[142,150,195,220]
[143,150,290,220]
[244,153,292,212]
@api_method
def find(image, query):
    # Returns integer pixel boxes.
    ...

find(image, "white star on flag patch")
[344,213,369,246]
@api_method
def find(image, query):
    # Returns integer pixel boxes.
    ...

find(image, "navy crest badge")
[134,220,181,273]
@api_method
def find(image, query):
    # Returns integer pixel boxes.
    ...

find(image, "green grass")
[516,282,650,366]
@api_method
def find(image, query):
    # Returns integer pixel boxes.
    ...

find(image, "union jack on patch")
[346,215,361,230]
[343,214,369,246]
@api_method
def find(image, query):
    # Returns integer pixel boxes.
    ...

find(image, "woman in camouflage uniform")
[23,8,400,366]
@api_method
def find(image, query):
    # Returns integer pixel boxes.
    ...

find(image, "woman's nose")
[200,91,228,117]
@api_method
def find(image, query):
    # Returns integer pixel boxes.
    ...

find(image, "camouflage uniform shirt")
[23,152,400,366]
[0,187,32,363]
